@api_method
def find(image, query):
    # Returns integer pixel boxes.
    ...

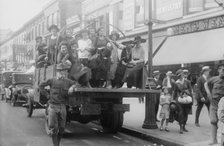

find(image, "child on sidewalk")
[159,87,171,132]
[218,96,224,146]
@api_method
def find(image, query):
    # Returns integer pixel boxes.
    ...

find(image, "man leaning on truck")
[39,64,77,146]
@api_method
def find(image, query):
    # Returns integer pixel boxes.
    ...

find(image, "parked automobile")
[11,73,33,106]
[2,71,21,102]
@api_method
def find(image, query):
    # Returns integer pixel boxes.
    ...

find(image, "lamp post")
[142,0,174,129]
[142,0,158,129]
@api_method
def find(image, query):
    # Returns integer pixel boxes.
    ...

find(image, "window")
[42,21,45,34]
[57,11,60,27]
[35,26,38,38]
[53,12,58,25]
[111,2,124,32]
[39,24,41,36]
[51,14,54,26]
[188,0,204,13]
[47,16,50,28]
[135,0,145,26]
[205,0,219,9]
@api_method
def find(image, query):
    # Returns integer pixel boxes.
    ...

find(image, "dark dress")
[113,47,132,87]
[47,36,63,64]
[172,79,193,126]
[36,43,47,68]
[90,36,111,87]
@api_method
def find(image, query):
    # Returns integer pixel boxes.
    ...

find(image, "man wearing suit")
[195,66,211,127]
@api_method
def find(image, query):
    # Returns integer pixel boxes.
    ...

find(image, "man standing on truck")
[39,64,77,146]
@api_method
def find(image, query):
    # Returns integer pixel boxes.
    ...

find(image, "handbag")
[178,94,192,104]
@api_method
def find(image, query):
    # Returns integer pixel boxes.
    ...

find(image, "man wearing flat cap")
[205,61,224,145]
[195,66,211,127]
[39,64,77,146]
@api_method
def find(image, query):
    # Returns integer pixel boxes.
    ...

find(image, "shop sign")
[171,15,224,35]
[156,0,183,21]
[66,15,80,25]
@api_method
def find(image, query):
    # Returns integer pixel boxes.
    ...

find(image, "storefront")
[152,14,224,76]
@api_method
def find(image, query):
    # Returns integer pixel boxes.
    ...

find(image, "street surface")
[0,100,156,146]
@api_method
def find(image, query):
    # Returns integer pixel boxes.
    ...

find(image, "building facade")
[1,0,223,74]
[0,0,82,71]
[81,0,224,75]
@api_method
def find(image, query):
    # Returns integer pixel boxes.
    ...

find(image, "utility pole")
[142,0,158,129]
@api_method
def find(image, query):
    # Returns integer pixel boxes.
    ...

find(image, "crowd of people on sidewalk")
[151,62,224,146]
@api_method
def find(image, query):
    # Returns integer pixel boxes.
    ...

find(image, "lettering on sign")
[171,15,224,35]
[156,0,183,21]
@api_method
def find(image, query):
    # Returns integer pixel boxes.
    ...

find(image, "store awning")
[153,28,224,66]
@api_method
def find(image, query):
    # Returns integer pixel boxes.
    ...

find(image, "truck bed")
[72,87,160,98]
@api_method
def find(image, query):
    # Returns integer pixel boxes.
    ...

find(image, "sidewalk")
[122,98,221,146]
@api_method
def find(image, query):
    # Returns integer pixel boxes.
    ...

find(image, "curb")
[120,126,184,146]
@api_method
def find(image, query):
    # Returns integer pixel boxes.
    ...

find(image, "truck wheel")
[101,111,124,133]
[45,111,51,136]
[26,99,33,117]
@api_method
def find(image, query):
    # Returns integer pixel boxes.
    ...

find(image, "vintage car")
[11,73,33,106]
[2,71,21,102]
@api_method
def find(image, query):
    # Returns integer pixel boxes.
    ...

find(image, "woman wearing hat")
[68,39,92,88]
[106,30,122,88]
[113,40,134,88]
[173,69,193,134]
[90,27,111,87]
[122,36,147,88]
[35,36,47,68]
[46,24,63,64]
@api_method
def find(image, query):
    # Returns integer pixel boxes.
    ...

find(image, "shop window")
[135,0,145,26]
[188,0,204,13]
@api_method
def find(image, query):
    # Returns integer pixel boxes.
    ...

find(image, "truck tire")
[26,99,33,117]
[101,111,124,133]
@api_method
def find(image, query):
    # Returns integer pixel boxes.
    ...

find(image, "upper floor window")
[53,12,57,25]
[205,0,219,9]
[188,0,204,13]
[135,0,145,26]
